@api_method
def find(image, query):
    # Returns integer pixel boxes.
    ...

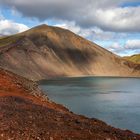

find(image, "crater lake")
[39,77,140,133]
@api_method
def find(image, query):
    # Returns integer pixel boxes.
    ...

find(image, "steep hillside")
[0,68,140,139]
[124,54,140,64]
[0,24,140,80]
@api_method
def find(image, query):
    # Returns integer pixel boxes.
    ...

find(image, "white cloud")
[92,7,140,32]
[107,42,126,55]
[0,0,140,32]
[125,39,140,49]
[107,40,140,56]
[0,19,29,36]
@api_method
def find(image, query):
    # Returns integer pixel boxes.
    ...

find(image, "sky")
[0,0,140,56]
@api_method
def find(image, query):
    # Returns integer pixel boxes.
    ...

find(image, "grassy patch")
[124,54,140,64]
[0,35,19,48]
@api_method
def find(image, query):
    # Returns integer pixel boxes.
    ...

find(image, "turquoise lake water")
[39,77,140,133]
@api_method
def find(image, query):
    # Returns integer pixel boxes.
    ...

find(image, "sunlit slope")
[0,24,140,80]
[124,54,140,64]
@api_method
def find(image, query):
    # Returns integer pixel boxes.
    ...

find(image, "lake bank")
[39,76,140,133]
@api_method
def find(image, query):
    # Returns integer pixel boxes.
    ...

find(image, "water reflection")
[39,77,140,133]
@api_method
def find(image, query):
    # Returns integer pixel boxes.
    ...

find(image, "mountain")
[124,54,140,64]
[0,35,6,39]
[0,24,140,80]
[0,34,4,36]
[0,67,140,139]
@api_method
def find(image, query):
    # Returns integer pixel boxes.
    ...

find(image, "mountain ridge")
[124,54,140,64]
[0,24,140,80]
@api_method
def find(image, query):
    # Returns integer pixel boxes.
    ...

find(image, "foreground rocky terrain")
[0,68,139,140]
[0,24,140,80]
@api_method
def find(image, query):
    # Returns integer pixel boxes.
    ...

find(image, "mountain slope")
[124,54,140,64]
[0,24,140,80]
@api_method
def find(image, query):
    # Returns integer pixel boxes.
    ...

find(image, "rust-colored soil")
[0,68,140,140]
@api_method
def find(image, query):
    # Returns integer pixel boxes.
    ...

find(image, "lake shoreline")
[38,75,140,83]
[0,68,140,139]
[39,76,140,133]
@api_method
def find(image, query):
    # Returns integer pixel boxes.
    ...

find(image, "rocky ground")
[0,68,140,140]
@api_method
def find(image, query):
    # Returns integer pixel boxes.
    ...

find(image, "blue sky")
[121,1,140,7]
[0,0,140,56]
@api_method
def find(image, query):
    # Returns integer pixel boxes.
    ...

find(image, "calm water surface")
[39,77,140,133]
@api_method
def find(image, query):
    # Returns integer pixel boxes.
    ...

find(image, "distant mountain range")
[124,54,140,64]
[0,24,140,80]
[0,34,6,37]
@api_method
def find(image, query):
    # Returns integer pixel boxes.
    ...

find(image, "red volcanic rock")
[0,68,139,140]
